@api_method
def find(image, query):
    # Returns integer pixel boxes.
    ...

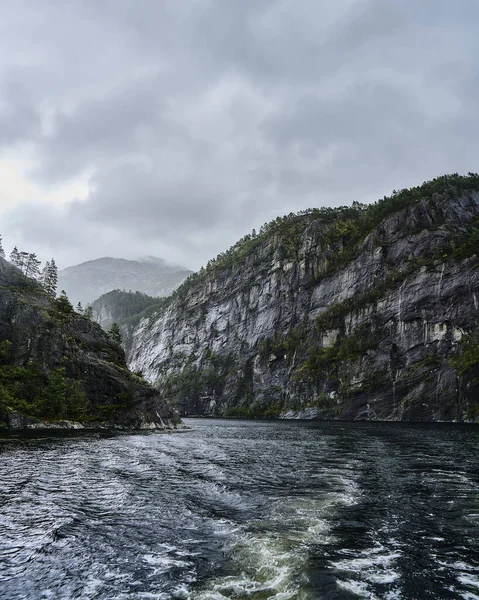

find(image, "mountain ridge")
[58,256,192,306]
[124,173,479,421]
[0,257,182,430]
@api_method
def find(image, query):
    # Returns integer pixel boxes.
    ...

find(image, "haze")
[1,0,478,269]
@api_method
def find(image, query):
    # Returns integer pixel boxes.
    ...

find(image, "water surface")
[1,419,478,599]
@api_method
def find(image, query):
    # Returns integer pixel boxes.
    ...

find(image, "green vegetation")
[109,322,122,345]
[55,290,75,314]
[451,330,479,375]
[258,325,307,359]
[46,289,77,324]
[91,290,171,347]
[162,351,235,412]
[294,325,377,383]
[257,319,376,383]
[286,392,339,415]
[92,290,170,323]
[170,173,479,303]
[0,340,89,423]
[226,401,284,419]
[446,219,479,261]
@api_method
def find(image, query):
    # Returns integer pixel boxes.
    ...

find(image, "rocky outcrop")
[128,175,479,422]
[0,258,182,430]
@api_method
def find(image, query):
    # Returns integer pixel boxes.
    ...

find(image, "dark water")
[1,420,478,599]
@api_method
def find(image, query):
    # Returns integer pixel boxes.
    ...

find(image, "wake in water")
[0,420,478,599]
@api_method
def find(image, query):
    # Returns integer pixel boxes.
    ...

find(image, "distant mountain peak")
[58,256,192,306]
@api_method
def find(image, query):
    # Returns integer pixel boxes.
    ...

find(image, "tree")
[0,235,4,258]
[9,247,20,267]
[39,261,50,287]
[24,253,41,279]
[42,259,58,297]
[83,305,93,320]
[37,366,89,421]
[55,290,74,317]
[17,251,29,273]
[76,302,84,315]
[109,322,122,345]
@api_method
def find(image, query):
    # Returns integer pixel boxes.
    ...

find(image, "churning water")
[0,419,478,599]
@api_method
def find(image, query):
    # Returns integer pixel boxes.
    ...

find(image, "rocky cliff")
[0,258,181,430]
[128,174,479,422]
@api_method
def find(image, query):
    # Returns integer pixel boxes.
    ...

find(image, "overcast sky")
[0,0,478,270]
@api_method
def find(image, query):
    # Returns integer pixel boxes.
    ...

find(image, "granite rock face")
[128,177,479,421]
[0,258,182,430]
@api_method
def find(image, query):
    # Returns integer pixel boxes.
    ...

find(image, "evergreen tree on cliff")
[0,235,4,258]
[9,247,20,267]
[109,322,122,345]
[17,251,29,273]
[24,253,41,279]
[39,261,50,286]
[55,290,74,316]
[42,259,58,297]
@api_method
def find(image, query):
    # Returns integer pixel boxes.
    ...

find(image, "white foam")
[143,552,191,573]
[459,575,479,590]
[337,578,378,599]
[331,542,401,598]
[190,470,362,600]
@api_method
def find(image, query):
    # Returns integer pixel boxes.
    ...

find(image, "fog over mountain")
[0,1,479,269]
[58,256,191,306]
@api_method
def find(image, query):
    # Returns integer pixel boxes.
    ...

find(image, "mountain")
[91,289,169,359]
[58,256,192,306]
[127,174,479,421]
[0,257,182,430]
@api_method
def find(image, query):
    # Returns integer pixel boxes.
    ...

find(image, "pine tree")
[109,322,122,345]
[83,305,93,320]
[39,261,50,287]
[9,247,20,267]
[0,235,4,258]
[55,290,74,316]
[17,251,29,274]
[76,302,83,314]
[25,253,41,279]
[43,259,58,297]
[49,259,58,296]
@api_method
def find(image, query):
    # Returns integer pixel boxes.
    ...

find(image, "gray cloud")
[1,0,479,270]
[0,72,42,145]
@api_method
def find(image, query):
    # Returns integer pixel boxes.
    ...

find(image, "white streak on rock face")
[431,323,448,342]
[437,262,446,298]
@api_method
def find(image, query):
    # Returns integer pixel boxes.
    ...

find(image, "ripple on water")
[0,420,478,599]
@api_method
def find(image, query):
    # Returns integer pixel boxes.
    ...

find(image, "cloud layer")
[1,0,478,268]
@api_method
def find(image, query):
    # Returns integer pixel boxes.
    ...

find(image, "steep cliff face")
[0,258,181,430]
[129,175,479,422]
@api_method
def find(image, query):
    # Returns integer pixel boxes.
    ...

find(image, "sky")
[0,0,478,270]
